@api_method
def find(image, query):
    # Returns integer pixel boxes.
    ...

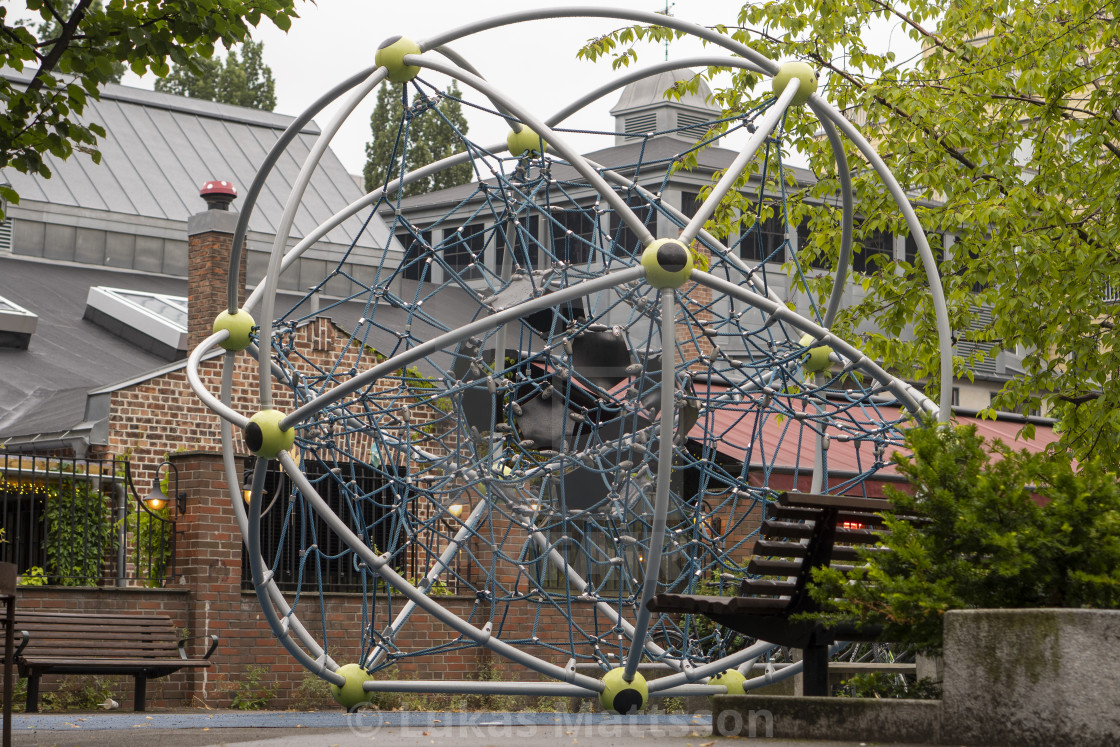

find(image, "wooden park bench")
[1,611,218,712]
[649,491,900,696]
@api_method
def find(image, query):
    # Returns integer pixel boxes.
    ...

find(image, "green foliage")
[0,0,300,215]
[806,422,1120,653]
[230,664,278,710]
[43,478,116,585]
[154,39,276,110]
[120,505,173,588]
[17,566,47,586]
[292,672,333,709]
[579,1,1120,463]
[364,81,473,196]
[836,672,941,700]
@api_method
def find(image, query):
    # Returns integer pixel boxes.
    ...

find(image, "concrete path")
[8,710,939,746]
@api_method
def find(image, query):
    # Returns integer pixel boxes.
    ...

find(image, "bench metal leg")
[802,641,830,697]
[134,676,146,712]
[25,673,40,714]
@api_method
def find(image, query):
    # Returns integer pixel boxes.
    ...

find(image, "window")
[84,286,187,359]
[853,227,892,274]
[738,204,786,263]
[496,215,540,270]
[443,223,486,280]
[608,194,657,258]
[904,233,944,270]
[549,209,597,266]
[395,227,432,281]
[245,460,408,593]
[681,191,730,247]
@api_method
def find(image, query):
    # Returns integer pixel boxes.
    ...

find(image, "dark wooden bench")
[649,491,899,696]
[1,611,218,712]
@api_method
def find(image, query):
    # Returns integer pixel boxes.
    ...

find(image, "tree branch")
[22,0,94,101]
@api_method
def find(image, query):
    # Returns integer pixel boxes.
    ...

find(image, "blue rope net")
[258,75,909,674]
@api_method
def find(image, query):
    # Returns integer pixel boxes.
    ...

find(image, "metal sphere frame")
[187,6,951,711]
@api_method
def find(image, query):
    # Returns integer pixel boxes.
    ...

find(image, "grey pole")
[809,98,953,420]
[623,288,677,681]
[256,66,388,408]
[404,54,656,247]
[279,267,644,431]
[678,78,800,245]
[277,451,606,693]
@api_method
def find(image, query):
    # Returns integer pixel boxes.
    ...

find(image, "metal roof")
[0,254,478,447]
[0,70,385,253]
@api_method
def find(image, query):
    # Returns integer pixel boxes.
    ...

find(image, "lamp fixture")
[144,460,186,515]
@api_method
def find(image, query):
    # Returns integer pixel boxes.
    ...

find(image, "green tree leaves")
[805,423,1120,653]
[363,81,473,197]
[155,40,277,111]
[0,0,300,213]
[580,1,1120,462]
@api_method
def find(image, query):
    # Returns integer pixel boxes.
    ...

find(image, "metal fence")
[244,460,471,594]
[0,454,176,587]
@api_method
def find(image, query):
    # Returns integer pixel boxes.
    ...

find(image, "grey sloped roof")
[0,254,477,444]
[0,71,383,252]
[0,256,182,440]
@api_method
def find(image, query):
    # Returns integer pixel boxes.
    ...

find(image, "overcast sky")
[121,2,914,177]
[248,1,753,175]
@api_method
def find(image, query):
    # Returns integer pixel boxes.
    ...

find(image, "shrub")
[230,665,278,710]
[44,478,116,585]
[805,421,1120,653]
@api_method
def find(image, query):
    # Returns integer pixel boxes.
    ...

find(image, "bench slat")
[779,492,894,512]
[761,520,882,545]
[647,593,789,615]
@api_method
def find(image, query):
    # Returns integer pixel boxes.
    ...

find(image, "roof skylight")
[0,294,38,350]
[84,286,188,360]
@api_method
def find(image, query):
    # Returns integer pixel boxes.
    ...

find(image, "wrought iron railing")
[242,460,470,594]
[0,454,176,587]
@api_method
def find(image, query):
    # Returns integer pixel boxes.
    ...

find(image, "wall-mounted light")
[144,460,186,515]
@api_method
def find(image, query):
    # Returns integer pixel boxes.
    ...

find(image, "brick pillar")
[170,450,244,707]
[188,181,247,351]
[678,242,715,369]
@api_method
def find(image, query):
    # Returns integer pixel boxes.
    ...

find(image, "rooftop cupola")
[609,69,721,146]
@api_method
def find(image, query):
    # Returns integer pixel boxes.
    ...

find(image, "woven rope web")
[253,73,911,676]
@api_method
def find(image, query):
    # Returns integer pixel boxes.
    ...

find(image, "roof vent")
[0,294,38,350]
[200,180,237,211]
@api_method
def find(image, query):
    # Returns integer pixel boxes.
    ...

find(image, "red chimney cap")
[200,180,237,197]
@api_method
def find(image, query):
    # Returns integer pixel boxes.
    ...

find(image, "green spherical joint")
[799,333,833,374]
[507,126,547,157]
[330,663,373,711]
[245,409,295,459]
[707,669,747,700]
[599,667,648,714]
[641,239,694,289]
[375,36,421,83]
[212,308,255,351]
[772,61,819,106]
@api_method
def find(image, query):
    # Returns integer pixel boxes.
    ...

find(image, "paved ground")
[6,710,938,746]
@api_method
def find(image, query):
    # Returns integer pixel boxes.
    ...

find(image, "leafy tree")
[0,0,300,212]
[155,39,276,111]
[580,2,1120,462]
[364,81,473,197]
[804,422,1120,653]
[35,0,125,82]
